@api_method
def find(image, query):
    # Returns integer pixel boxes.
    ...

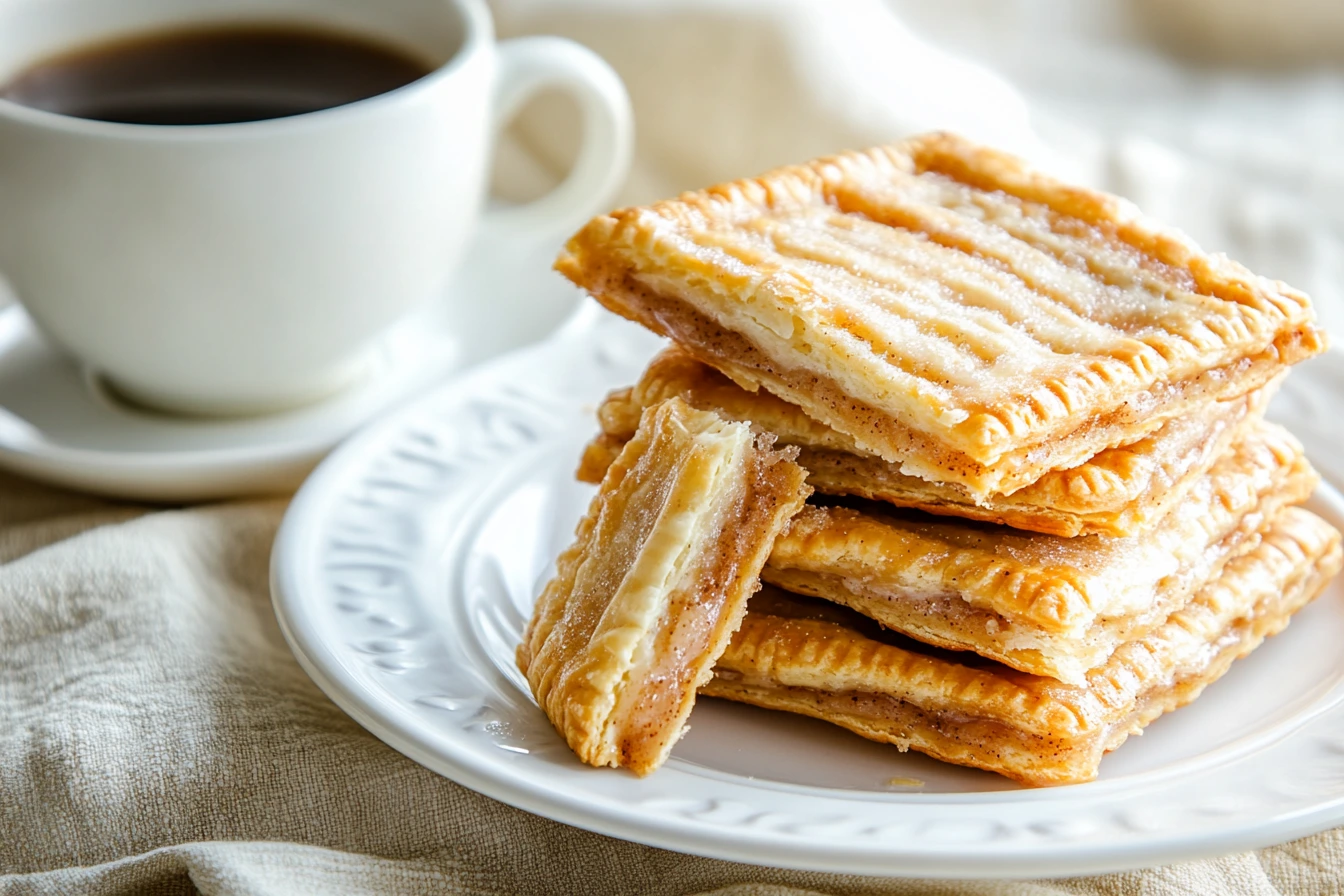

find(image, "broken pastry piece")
[579,346,1279,538]
[706,508,1343,786]
[517,396,811,776]
[558,132,1324,498]
[764,422,1317,683]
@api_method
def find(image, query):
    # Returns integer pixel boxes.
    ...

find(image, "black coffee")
[0,24,435,125]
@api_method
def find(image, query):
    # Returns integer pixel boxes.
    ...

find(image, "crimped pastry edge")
[707,509,1343,785]
[580,346,1281,537]
[558,132,1324,492]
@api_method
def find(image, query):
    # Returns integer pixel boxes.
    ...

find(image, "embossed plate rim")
[272,304,1344,878]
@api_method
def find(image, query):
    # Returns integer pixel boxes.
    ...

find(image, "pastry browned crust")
[517,397,810,775]
[578,346,1279,537]
[705,507,1343,786]
[762,422,1316,682]
[558,132,1324,498]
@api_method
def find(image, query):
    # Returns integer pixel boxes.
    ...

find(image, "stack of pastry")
[517,133,1342,786]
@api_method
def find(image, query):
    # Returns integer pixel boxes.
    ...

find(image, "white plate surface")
[271,306,1344,878]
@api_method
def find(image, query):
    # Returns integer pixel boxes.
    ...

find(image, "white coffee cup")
[0,0,631,415]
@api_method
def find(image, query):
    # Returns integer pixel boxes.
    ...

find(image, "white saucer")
[0,234,582,502]
[271,307,1344,878]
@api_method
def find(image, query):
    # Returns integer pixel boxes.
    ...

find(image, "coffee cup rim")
[0,0,492,139]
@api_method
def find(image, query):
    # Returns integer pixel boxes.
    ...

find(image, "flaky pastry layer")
[706,508,1343,786]
[518,397,810,775]
[764,422,1316,681]
[558,132,1324,497]
[579,346,1278,537]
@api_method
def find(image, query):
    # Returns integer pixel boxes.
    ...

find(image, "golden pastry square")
[558,132,1324,498]
[517,396,811,776]
[764,421,1317,683]
[706,507,1343,786]
[579,346,1278,538]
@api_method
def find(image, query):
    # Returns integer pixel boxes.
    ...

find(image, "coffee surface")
[0,24,434,125]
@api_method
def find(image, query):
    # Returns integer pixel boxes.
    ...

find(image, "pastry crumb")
[886,776,924,788]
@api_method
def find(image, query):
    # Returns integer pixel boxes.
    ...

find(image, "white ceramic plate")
[271,305,1344,878]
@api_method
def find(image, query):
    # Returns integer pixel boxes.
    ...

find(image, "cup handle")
[479,37,633,244]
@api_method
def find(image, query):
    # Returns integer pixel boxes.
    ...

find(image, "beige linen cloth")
[6,1,1344,893]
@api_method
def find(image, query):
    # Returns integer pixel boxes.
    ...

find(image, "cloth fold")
[5,1,1344,893]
